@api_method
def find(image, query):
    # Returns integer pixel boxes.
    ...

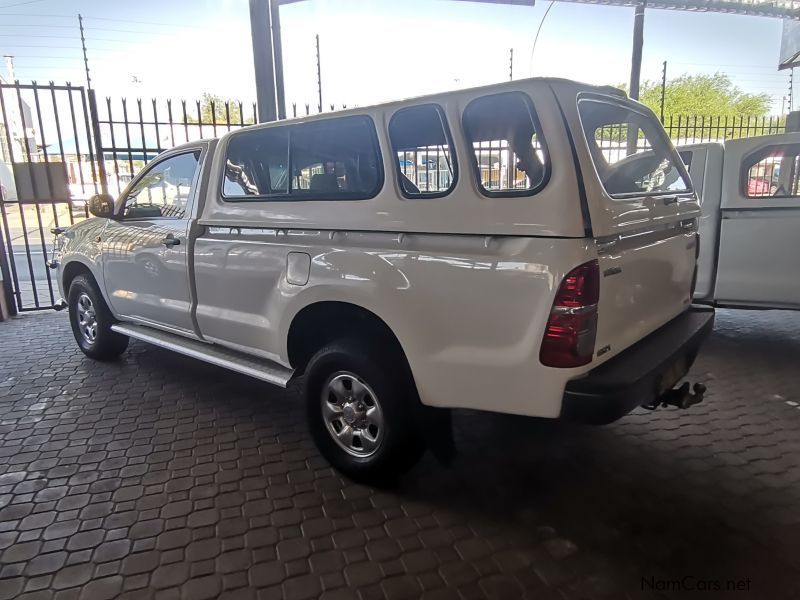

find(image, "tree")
[191,93,255,125]
[633,73,772,118]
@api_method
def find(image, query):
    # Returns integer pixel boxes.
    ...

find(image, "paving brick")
[0,310,799,600]
[151,562,190,589]
[2,540,42,562]
[179,573,222,600]
[82,575,124,600]
[24,551,68,576]
[344,561,383,587]
[121,550,160,576]
[247,562,284,587]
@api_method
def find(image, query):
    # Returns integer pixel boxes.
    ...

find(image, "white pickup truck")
[52,79,713,480]
[681,133,800,309]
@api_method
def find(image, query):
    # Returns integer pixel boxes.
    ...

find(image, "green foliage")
[631,73,772,118]
[190,93,254,125]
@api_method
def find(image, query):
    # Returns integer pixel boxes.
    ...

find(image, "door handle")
[662,195,679,205]
[161,236,180,248]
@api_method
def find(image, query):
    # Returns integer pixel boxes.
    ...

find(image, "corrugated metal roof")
[556,0,800,20]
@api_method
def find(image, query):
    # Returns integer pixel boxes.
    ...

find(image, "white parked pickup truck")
[52,79,713,480]
[680,133,800,309]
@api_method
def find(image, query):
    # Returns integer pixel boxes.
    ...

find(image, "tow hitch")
[642,382,706,411]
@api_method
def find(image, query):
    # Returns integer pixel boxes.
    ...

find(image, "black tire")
[305,338,425,482]
[67,274,129,360]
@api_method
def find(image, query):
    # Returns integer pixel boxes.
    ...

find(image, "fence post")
[777,111,800,194]
[786,110,800,132]
[87,88,109,195]
[0,191,16,319]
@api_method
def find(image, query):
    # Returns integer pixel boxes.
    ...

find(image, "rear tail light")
[539,260,600,368]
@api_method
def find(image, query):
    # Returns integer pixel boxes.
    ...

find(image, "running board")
[111,323,293,387]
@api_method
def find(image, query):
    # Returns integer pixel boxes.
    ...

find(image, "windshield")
[578,97,691,199]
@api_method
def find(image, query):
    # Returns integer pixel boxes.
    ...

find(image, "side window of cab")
[122,151,201,219]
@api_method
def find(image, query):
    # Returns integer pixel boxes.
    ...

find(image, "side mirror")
[88,193,116,219]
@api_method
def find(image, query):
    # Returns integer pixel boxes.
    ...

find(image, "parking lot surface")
[1,309,799,600]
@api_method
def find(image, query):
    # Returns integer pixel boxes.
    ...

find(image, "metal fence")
[0,81,260,313]
[98,97,258,197]
[662,114,785,145]
[0,78,793,313]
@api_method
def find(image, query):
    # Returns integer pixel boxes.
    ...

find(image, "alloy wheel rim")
[321,371,384,458]
[76,293,98,344]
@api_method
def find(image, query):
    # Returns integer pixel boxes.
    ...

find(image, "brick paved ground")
[0,310,799,600]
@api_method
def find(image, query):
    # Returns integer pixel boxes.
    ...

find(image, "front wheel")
[68,274,129,360]
[305,339,424,482]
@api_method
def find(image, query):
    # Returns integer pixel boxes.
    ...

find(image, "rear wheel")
[305,339,424,482]
[68,274,129,360]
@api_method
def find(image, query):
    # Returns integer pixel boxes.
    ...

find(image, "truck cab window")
[462,92,548,196]
[389,104,456,198]
[743,144,800,199]
[579,98,691,199]
[123,151,200,219]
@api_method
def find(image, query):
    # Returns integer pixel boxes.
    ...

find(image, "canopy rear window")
[578,97,691,199]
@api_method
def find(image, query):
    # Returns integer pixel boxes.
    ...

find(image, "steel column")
[250,0,278,123]
[629,1,646,101]
[270,0,287,120]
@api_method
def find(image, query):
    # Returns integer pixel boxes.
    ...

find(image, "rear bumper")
[560,305,714,424]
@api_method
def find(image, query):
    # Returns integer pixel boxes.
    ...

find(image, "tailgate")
[594,222,698,361]
[564,90,702,362]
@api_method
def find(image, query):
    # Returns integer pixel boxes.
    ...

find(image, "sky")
[0,0,791,113]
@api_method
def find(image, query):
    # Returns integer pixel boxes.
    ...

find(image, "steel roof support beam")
[555,0,800,20]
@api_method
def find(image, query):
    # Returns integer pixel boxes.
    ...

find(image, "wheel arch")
[286,301,413,379]
[61,260,95,293]
[61,258,115,313]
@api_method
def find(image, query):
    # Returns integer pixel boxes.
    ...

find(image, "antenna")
[660,60,667,122]
[529,0,556,75]
[509,48,513,81]
[316,34,322,113]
